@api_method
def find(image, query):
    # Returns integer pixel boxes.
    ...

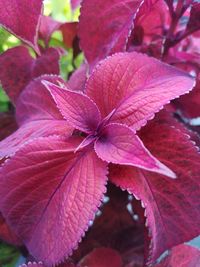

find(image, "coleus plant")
[0,0,200,267]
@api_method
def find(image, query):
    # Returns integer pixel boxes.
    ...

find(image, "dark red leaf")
[79,247,123,267]
[79,0,143,67]
[0,46,61,104]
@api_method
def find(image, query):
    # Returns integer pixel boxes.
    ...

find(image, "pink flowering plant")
[0,0,200,267]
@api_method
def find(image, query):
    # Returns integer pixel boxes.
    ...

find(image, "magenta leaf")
[95,123,175,178]
[110,119,200,264]
[155,244,200,267]
[0,136,108,265]
[0,120,72,159]
[0,46,61,104]
[79,0,143,67]
[39,16,62,46]
[67,64,88,92]
[86,52,195,131]
[0,0,43,52]
[79,247,123,267]
[43,81,101,133]
[16,75,66,125]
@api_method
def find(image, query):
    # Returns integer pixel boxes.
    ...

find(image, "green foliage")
[0,243,20,267]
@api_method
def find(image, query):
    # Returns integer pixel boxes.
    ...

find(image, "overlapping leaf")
[0,136,108,266]
[86,52,195,131]
[0,0,43,52]
[0,46,61,104]
[110,116,200,264]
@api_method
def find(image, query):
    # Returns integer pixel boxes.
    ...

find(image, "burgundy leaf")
[0,136,108,265]
[0,120,72,159]
[39,16,62,46]
[67,64,88,92]
[43,81,101,133]
[110,120,200,264]
[0,113,17,141]
[0,46,61,104]
[79,0,143,67]
[186,2,200,34]
[174,77,200,119]
[16,75,66,125]
[155,244,200,267]
[95,123,175,178]
[0,0,43,52]
[60,22,78,49]
[79,247,123,267]
[0,213,22,245]
[86,52,195,131]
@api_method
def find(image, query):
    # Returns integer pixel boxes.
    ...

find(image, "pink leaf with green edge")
[0,136,108,265]
[86,52,195,131]
[79,0,143,67]
[95,123,175,178]
[0,213,22,246]
[155,244,200,267]
[110,120,200,265]
[39,16,62,47]
[0,0,43,53]
[0,46,61,104]
[79,247,123,267]
[43,81,101,133]
[16,75,66,126]
[0,120,72,159]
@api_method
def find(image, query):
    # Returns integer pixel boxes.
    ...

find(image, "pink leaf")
[155,244,200,267]
[0,0,43,52]
[79,0,143,67]
[95,123,175,178]
[70,0,82,11]
[79,247,123,267]
[0,120,72,159]
[16,75,66,125]
[43,81,101,133]
[39,16,62,46]
[0,46,61,104]
[86,52,195,131]
[67,64,88,92]
[0,136,108,265]
[110,120,200,264]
